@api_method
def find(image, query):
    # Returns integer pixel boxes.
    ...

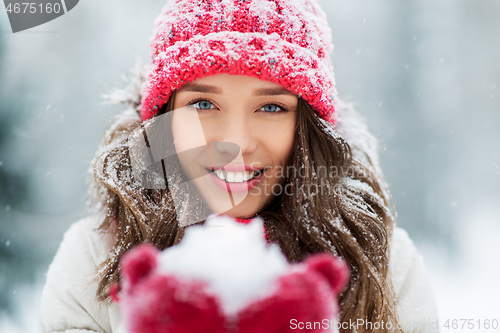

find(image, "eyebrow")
[177,83,222,94]
[253,87,296,97]
[177,83,296,97]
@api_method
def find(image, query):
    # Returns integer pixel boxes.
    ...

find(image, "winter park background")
[0,0,499,332]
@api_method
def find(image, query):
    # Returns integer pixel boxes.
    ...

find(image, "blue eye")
[193,100,215,110]
[261,104,282,112]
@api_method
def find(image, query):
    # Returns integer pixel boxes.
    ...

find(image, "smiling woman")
[171,74,298,219]
[38,0,439,332]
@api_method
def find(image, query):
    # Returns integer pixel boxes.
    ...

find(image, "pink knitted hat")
[141,0,338,125]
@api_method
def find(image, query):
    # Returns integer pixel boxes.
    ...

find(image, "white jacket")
[38,214,440,333]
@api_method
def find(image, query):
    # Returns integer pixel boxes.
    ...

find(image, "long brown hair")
[90,68,401,332]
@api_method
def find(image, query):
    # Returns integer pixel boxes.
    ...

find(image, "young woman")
[39,0,439,332]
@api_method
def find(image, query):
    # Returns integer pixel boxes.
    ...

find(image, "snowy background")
[0,0,499,332]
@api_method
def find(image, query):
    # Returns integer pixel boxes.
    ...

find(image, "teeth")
[234,172,243,182]
[215,169,225,180]
[212,169,260,183]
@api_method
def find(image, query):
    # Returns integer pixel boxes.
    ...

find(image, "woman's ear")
[305,253,350,296]
[121,243,159,287]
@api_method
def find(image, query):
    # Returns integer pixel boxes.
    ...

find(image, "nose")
[214,112,257,157]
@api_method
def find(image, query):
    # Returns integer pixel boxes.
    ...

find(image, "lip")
[209,164,265,172]
[206,167,266,193]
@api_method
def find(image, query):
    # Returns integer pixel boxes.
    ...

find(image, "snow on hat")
[141,0,338,125]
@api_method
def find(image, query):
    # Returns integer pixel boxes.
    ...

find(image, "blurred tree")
[0,33,34,314]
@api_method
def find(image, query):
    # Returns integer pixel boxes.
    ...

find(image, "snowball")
[157,214,289,315]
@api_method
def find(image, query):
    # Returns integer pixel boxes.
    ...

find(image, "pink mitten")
[237,253,349,333]
[114,216,349,333]
[116,244,226,333]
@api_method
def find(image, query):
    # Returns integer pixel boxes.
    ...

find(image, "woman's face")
[171,73,298,219]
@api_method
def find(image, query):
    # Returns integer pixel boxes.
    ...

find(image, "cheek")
[267,122,296,170]
[282,133,295,163]
[171,116,187,165]
[171,110,208,171]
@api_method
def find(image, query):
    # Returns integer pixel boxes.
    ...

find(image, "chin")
[214,198,264,219]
